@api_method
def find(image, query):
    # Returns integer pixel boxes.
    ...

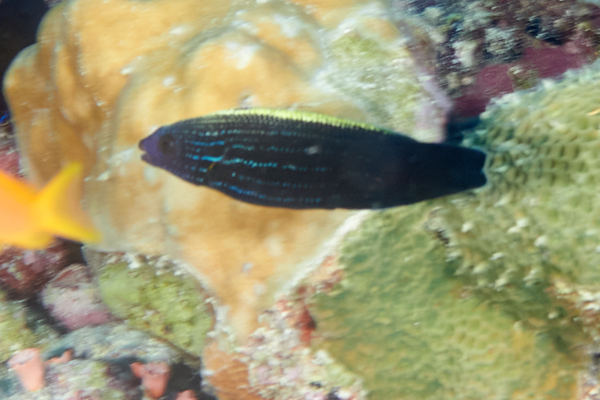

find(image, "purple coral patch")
[41,264,115,331]
[0,241,72,299]
[454,41,595,117]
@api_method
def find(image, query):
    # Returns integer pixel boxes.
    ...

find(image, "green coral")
[95,256,213,356]
[310,205,581,400]
[436,60,600,343]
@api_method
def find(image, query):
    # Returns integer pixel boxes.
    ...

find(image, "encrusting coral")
[3,0,446,338]
[309,204,582,400]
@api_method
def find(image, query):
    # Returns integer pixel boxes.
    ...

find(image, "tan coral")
[4,0,442,338]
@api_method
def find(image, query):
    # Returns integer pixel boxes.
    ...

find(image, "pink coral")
[130,362,170,399]
[0,140,19,176]
[454,42,595,117]
[8,348,45,392]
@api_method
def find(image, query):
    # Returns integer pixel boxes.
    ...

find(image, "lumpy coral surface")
[3,0,444,337]
[310,205,581,400]
[439,60,600,345]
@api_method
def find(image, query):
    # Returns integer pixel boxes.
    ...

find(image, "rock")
[0,291,47,362]
[89,252,214,357]
[0,241,75,299]
[41,264,114,331]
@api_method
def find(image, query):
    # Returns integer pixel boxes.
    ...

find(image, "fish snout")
[139,136,153,164]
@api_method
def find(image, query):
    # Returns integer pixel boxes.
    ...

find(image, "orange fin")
[34,162,102,244]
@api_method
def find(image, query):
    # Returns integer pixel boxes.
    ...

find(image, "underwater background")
[2,0,600,399]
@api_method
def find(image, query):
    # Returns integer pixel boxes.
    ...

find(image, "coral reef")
[7,0,600,399]
[0,138,18,175]
[7,358,131,400]
[130,361,170,399]
[54,324,185,367]
[3,0,445,338]
[453,44,596,117]
[8,348,45,391]
[203,299,365,400]
[2,324,211,399]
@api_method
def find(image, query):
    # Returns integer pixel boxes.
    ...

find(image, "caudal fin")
[35,162,102,244]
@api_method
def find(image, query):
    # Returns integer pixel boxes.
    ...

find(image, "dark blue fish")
[139,109,486,209]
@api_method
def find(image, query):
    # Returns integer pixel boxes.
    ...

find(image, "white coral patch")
[143,165,158,184]
[169,25,187,35]
[272,14,303,38]
[225,41,261,69]
[162,76,175,87]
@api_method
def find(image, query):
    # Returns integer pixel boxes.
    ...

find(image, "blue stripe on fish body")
[139,108,487,209]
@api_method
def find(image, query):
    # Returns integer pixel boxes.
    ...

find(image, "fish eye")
[158,134,176,155]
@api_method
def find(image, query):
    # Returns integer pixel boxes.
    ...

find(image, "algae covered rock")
[0,291,49,362]
[309,205,581,400]
[92,253,214,356]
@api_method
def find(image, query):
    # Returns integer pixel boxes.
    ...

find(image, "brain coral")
[3,0,446,338]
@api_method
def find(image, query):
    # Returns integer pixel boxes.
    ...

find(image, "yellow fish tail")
[35,162,102,244]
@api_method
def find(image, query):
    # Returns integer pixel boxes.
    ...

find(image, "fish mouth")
[139,138,150,163]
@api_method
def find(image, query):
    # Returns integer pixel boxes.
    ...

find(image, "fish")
[139,109,487,210]
[0,162,102,249]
